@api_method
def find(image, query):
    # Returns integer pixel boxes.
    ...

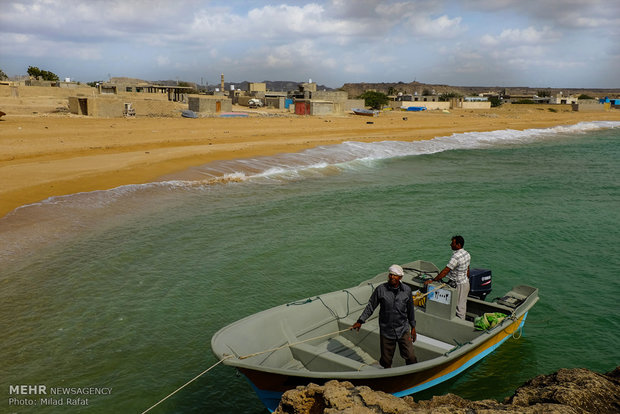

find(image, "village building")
[188,95,232,114]
[572,100,607,112]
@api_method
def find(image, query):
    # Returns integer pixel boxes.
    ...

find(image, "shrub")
[439,92,463,101]
[488,96,502,107]
[358,91,389,109]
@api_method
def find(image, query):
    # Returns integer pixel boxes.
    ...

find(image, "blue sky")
[1,0,618,88]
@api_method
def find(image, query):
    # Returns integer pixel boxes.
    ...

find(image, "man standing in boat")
[351,264,417,368]
[425,235,471,319]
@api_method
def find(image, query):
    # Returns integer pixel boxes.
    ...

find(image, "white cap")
[388,264,404,276]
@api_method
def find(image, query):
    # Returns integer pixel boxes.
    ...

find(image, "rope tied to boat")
[140,355,234,414]
[416,283,447,299]
[499,310,523,339]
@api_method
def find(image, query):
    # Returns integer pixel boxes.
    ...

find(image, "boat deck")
[282,314,461,373]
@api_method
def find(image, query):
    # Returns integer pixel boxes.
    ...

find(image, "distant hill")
[203,80,334,92]
[340,81,620,99]
[110,77,150,85]
[110,76,619,98]
[152,79,333,92]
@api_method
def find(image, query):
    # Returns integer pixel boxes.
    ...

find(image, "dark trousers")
[379,331,417,368]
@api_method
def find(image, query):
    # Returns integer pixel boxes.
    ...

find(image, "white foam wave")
[181,120,620,183]
[1,121,617,263]
[3,121,619,220]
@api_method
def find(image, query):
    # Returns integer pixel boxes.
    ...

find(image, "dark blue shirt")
[357,282,416,340]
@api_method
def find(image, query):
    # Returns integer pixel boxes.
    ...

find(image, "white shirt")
[447,248,470,284]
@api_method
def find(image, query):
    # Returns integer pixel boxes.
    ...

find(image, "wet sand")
[1,105,619,218]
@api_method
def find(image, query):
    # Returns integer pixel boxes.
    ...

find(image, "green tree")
[438,92,462,101]
[422,88,432,96]
[359,91,389,109]
[578,94,594,100]
[488,96,502,107]
[0,68,7,80]
[537,90,551,97]
[27,66,59,81]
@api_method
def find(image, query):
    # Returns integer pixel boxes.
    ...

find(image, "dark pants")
[379,331,417,368]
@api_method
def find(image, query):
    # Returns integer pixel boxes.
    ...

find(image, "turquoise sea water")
[1,121,619,413]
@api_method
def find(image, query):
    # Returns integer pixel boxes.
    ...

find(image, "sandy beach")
[1,104,619,218]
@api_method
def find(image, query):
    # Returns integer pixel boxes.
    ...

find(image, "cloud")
[0,0,617,87]
[157,56,171,67]
[464,0,620,30]
[408,14,464,38]
[481,26,558,46]
[1,32,102,60]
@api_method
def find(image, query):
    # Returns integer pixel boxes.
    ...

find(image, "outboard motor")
[468,268,492,300]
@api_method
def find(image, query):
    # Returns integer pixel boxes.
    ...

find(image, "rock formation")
[275,366,619,414]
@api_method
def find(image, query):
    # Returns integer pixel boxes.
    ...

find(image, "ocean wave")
[1,121,618,263]
[3,121,619,218]
[175,120,620,183]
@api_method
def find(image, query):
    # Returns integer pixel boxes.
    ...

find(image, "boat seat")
[282,358,307,371]
[290,342,377,372]
[317,335,377,365]
[337,317,455,358]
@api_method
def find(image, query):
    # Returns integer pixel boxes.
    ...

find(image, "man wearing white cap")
[351,264,417,368]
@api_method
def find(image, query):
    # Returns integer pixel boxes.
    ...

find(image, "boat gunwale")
[211,283,539,380]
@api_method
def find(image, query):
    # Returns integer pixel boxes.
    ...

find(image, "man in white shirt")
[425,235,471,319]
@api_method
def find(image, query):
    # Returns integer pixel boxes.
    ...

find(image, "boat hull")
[211,260,538,412]
[352,108,379,116]
[237,312,529,411]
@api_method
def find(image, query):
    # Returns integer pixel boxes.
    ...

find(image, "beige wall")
[249,83,266,92]
[69,96,182,117]
[265,96,285,108]
[67,96,124,117]
[188,96,232,113]
[572,102,606,112]
[462,101,492,109]
[237,95,256,106]
[0,84,95,98]
[312,91,348,103]
[344,99,366,111]
[394,101,450,110]
[310,101,334,115]
[132,99,181,116]
[120,91,169,101]
[300,82,317,92]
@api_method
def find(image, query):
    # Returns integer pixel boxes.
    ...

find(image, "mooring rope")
[142,327,356,412]
[141,283,449,412]
[413,282,447,306]
[141,355,233,414]
[417,283,447,298]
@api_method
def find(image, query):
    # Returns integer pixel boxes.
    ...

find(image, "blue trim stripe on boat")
[394,312,528,397]
[244,375,282,412]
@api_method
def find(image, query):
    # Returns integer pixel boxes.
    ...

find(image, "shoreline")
[1,106,619,218]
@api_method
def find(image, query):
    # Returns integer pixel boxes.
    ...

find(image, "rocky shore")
[275,366,620,413]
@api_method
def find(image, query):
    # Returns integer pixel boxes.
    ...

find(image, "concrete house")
[188,95,232,114]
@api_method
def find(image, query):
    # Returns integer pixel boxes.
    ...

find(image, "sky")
[1,0,619,88]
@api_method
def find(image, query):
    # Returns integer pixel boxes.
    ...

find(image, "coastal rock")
[274,366,619,414]
[505,366,620,413]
